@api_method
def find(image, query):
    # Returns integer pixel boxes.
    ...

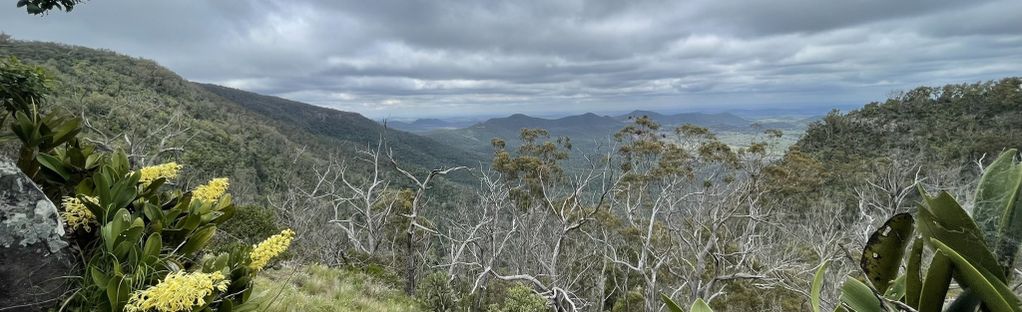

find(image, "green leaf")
[48,117,80,146]
[916,192,1005,281]
[930,239,1021,312]
[179,225,216,255]
[142,232,162,265]
[90,267,108,288]
[860,213,914,293]
[660,293,685,312]
[972,149,1022,274]
[839,278,883,312]
[905,238,923,309]
[219,300,234,312]
[36,153,70,181]
[106,274,129,311]
[690,298,713,312]
[882,275,905,301]
[811,260,830,312]
[917,252,952,312]
[177,213,202,231]
[100,224,115,253]
[143,203,163,223]
[110,150,129,174]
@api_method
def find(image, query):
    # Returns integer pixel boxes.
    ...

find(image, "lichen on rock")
[0,158,74,310]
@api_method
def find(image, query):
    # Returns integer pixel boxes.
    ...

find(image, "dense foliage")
[1,56,293,311]
[810,149,1022,311]
[0,39,476,205]
[6,23,1022,311]
[794,77,1022,209]
[15,0,83,14]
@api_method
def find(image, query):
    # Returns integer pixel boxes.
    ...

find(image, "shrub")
[611,288,644,312]
[814,149,1022,311]
[416,271,458,311]
[2,56,294,311]
[219,204,280,245]
[239,264,422,312]
[488,283,548,312]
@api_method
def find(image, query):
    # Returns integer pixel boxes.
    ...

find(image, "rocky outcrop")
[0,159,73,311]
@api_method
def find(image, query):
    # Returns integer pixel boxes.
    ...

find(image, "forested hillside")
[0,39,477,201]
[798,78,1022,167]
[200,84,483,168]
[791,78,1022,208]
[427,112,624,156]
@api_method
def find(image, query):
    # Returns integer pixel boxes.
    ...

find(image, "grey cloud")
[1,0,1020,118]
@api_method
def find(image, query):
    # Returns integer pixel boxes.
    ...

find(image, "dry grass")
[237,264,423,312]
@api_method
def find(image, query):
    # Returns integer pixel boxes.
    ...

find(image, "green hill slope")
[789,77,1022,206]
[199,83,484,168]
[427,112,624,156]
[0,40,478,202]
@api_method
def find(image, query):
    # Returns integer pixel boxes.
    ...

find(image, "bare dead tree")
[80,106,192,166]
[439,147,616,311]
[387,148,467,295]
[328,140,398,258]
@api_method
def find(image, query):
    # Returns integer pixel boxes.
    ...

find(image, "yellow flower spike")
[137,162,183,185]
[124,271,230,312]
[192,178,229,203]
[61,196,98,232]
[249,229,296,271]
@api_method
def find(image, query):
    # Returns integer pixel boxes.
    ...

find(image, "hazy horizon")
[375,104,860,123]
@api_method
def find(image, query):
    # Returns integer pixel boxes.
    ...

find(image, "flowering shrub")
[125,271,230,312]
[2,56,294,311]
[137,162,181,186]
[248,229,295,271]
[60,196,97,232]
[193,177,229,203]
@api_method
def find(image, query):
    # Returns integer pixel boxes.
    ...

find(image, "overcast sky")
[2,0,1020,119]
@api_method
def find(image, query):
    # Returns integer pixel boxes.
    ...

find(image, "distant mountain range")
[384,118,475,133]
[418,110,819,156]
[200,84,484,168]
[615,110,751,130]
[387,109,816,134]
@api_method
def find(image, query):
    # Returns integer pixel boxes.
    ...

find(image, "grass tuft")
[238,264,423,312]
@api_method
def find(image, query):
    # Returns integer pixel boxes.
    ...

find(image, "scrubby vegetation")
[242,265,422,312]
[1,56,294,311]
[4,5,1022,311]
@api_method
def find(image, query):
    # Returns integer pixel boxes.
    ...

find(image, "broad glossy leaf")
[918,252,952,312]
[882,275,905,301]
[36,153,70,181]
[917,192,1005,281]
[142,232,162,265]
[811,260,830,312]
[905,238,923,309]
[972,149,1022,273]
[840,278,883,312]
[690,298,713,312]
[861,213,914,293]
[931,239,1021,312]
[90,267,108,288]
[106,274,128,311]
[180,225,216,255]
[660,293,684,312]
